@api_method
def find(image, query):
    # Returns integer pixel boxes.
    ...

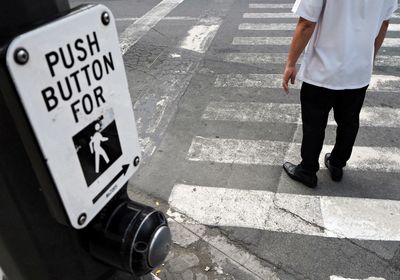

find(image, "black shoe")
[283,162,317,188]
[324,153,343,182]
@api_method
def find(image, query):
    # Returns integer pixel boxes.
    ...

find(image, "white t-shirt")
[292,0,398,90]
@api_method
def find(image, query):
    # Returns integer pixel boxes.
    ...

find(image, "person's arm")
[282,17,316,94]
[374,20,390,59]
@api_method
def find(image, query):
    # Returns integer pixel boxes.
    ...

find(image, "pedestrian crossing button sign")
[6,5,141,229]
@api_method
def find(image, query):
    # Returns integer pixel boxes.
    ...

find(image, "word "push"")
[41,32,116,123]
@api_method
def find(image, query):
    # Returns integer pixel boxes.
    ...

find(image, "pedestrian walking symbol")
[90,123,110,173]
[73,109,123,187]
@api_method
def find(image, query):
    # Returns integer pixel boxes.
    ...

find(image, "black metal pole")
[0,0,70,42]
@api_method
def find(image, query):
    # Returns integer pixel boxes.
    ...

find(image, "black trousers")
[299,82,368,174]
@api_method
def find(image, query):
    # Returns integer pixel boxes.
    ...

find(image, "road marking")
[249,3,293,9]
[374,55,400,67]
[119,0,185,54]
[116,16,198,22]
[180,17,222,53]
[214,74,400,93]
[382,38,400,47]
[237,23,399,32]
[224,53,399,68]
[369,75,400,92]
[169,184,400,241]
[215,74,290,88]
[388,24,400,31]
[239,23,296,31]
[202,102,400,128]
[233,36,399,48]
[187,136,400,173]
[330,276,385,280]
[233,36,292,45]
[224,53,292,65]
[243,13,297,18]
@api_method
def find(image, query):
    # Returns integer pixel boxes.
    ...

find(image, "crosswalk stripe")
[238,23,400,32]
[119,0,185,54]
[249,3,293,9]
[224,53,400,67]
[382,38,400,47]
[116,16,198,21]
[224,52,289,64]
[180,17,222,53]
[232,36,292,45]
[238,23,296,31]
[243,13,297,18]
[330,277,385,280]
[232,36,399,47]
[372,55,400,67]
[389,24,400,31]
[214,74,400,93]
[215,74,291,88]
[242,12,400,19]
[202,102,400,128]
[169,184,400,241]
[187,136,400,173]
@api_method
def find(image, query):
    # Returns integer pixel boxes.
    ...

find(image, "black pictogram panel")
[73,110,122,187]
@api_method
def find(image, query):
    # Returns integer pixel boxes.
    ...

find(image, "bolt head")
[78,213,87,225]
[101,12,110,25]
[14,48,29,65]
[133,156,140,167]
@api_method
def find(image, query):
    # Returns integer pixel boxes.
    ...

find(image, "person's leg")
[329,85,368,168]
[283,82,334,188]
[299,82,334,174]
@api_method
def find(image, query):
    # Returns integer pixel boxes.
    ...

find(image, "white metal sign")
[6,5,141,229]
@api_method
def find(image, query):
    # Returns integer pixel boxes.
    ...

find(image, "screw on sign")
[14,48,29,65]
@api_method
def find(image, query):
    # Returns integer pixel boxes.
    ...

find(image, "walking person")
[90,123,110,173]
[282,0,398,188]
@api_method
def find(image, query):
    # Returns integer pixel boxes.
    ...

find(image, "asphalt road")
[70,0,400,279]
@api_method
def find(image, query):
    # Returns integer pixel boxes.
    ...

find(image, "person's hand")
[282,66,297,94]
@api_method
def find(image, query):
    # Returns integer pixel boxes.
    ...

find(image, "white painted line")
[119,0,185,54]
[382,38,400,47]
[388,24,400,31]
[214,74,400,93]
[225,53,398,67]
[233,36,399,48]
[239,23,400,31]
[116,17,139,21]
[224,53,290,65]
[180,18,222,53]
[187,136,400,173]
[243,12,297,18]
[203,102,301,123]
[238,23,296,31]
[330,275,385,280]
[169,184,400,241]
[232,36,291,45]
[214,74,291,88]
[369,75,400,92]
[249,3,293,9]
[202,102,400,128]
[375,55,400,67]
[116,16,198,22]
